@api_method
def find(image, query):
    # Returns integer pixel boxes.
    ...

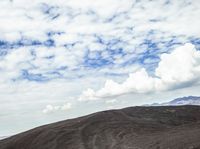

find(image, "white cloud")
[0,0,200,45]
[155,43,200,87]
[42,105,60,114]
[0,47,33,82]
[0,0,199,81]
[61,103,72,111]
[0,48,32,70]
[42,102,72,114]
[79,43,200,100]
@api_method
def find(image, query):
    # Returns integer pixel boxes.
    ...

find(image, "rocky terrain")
[1,106,200,149]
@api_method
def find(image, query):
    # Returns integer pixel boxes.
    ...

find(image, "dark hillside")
[1,106,200,149]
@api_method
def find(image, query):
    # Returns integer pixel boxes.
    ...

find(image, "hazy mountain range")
[148,96,200,106]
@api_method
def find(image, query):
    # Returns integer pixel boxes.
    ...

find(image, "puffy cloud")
[155,43,200,87]
[42,105,60,114]
[79,43,200,100]
[79,88,97,101]
[42,102,72,114]
[61,103,72,111]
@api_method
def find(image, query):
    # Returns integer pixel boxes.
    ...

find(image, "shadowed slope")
[1,106,200,149]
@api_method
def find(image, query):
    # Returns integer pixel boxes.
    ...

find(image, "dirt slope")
[1,106,200,149]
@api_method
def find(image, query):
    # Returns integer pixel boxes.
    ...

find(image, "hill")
[1,106,200,149]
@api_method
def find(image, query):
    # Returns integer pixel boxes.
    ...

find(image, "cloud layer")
[0,0,200,83]
[79,43,200,100]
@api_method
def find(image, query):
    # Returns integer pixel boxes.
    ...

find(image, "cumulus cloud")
[42,105,60,114]
[42,102,72,114]
[79,43,200,100]
[155,43,200,87]
[61,103,72,111]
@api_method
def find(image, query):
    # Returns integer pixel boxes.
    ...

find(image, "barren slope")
[1,106,200,149]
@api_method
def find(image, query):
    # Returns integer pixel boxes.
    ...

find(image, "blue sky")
[0,0,200,136]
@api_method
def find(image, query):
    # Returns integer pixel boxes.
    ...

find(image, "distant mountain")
[149,96,200,106]
[1,106,200,149]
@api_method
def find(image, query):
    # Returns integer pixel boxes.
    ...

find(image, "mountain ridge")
[1,105,200,149]
[148,96,200,106]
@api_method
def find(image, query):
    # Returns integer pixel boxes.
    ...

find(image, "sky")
[0,0,200,136]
